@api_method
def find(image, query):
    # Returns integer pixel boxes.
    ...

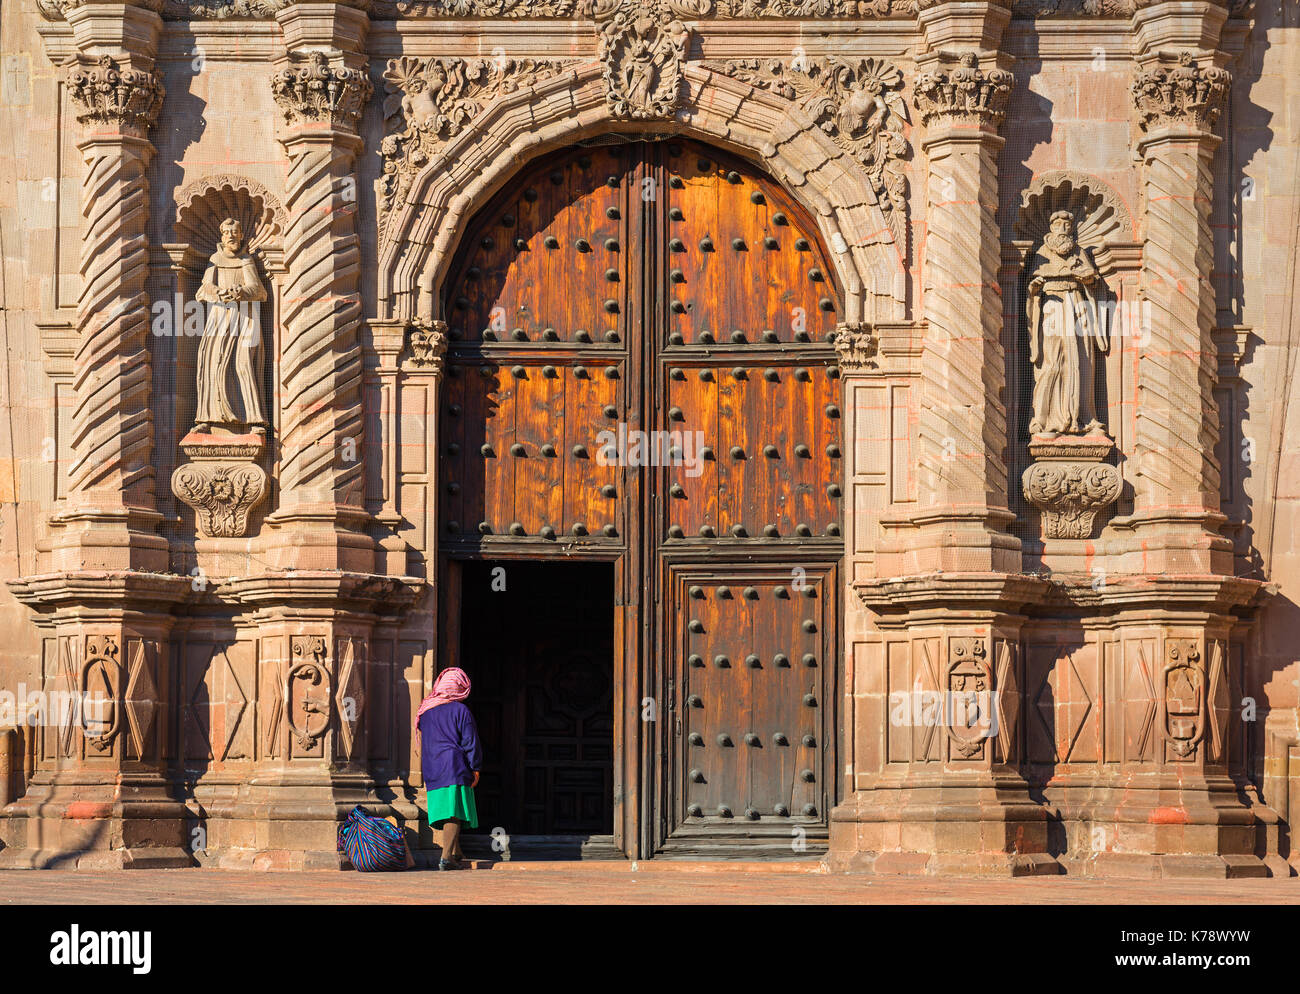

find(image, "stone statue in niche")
[1026,210,1106,437]
[194,217,267,435]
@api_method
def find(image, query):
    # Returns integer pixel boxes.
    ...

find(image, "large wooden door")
[439,138,842,857]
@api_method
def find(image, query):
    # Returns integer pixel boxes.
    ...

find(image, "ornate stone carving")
[379,56,570,227]
[171,459,269,538]
[288,636,332,750]
[912,52,1014,129]
[1011,0,1134,14]
[1022,438,1122,539]
[1015,171,1134,250]
[946,637,993,761]
[830,322,879,371]
[365,0,912,17]
[1132,52,1231,134]
[81,636,121,754]
[596,0,702,121]
[1025,211,1107,436]
[271,51,372,131]
[193,218,269,433]
[1162,639,1205,759]
[65,54,164,135]
[716,57,910,247]
[403,318,449,371]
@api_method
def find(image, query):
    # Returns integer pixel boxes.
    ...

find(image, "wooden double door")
[438,137,843,857]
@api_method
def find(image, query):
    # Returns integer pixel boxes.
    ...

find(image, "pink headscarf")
[416,667,471,723]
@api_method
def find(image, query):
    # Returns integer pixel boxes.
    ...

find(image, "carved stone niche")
[1016,174,1130,541]
[169,177,287,539]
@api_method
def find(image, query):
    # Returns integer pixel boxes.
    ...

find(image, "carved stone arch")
[377,61,907,327]
[1015,170,1138,269]
[174,174,288,266]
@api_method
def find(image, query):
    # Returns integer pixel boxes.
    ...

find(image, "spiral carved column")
[1129,49,1234,574]
[267,37,374,573]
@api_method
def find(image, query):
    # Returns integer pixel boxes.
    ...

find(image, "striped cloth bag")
[337,805,407,872]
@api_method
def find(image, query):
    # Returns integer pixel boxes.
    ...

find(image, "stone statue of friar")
[193,217,267,434]
[1026,210,1107,437]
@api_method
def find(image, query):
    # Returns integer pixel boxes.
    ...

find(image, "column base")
[827,779,1063,877]
[0,774,193,870]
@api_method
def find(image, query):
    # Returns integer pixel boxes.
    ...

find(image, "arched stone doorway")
[435,137,845,858]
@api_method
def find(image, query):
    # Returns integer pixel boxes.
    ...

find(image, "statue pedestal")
[171,430,270,539]
[1022,433,1121,540]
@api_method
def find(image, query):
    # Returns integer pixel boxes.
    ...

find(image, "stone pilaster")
[265,3,374,572]
[1125,2,1234,574]
[49,0,168,573]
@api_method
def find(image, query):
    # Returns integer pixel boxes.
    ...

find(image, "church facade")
[0,0,1297,875]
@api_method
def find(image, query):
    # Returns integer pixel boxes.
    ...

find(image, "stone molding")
[1131,50,1231,134]
[912,51,1015,129]
[64,54,164,136]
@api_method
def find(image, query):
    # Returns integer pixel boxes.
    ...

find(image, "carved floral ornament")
[1132,51,1231,134]
[403,318,449,371]
[912,52,1014,129]
[830,322,879,371]
[716,57,910,248]
[64,54,164,134]
[271,51,373,131]
[1022,459,1122,539]
[594,0,705,121]
[171,461,269,537]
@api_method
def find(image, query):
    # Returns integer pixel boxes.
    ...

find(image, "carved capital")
[912,51,1014,130]
[830,322,879,371]
[65,54,164,135]
[271,51,372,132]
[1022,457,1121,539]
[1132,52,1230,134]
[402,317,449,372]
[715,57,910,247]
[171,460,269,537]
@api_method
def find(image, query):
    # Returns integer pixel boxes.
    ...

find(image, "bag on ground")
[337,805,407,872]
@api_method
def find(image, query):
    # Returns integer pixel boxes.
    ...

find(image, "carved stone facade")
[0,0,1297,878]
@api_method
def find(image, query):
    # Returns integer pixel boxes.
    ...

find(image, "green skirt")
[426,785,478,829]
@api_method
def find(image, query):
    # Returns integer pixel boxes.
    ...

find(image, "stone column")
[0,0,192,869]
[1125,2,1234,575]
[829,4,1056,875]
[49,0,169,573]
[265,2,374,573]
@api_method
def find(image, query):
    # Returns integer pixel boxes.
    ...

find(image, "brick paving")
[0,866,1297,905]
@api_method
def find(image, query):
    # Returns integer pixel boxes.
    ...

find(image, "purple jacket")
[418,700,483,790]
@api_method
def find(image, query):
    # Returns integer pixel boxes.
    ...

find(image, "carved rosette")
[379,57,570,231]
[403,318,449,372]
[597,0,702,121]
[1022,438,1122,539]
[1132,52,1230,134]
[65,55,164,136]
[271,51,373,132]
[830,322,879,372]
[171,461,269,537]
[912,52,1014,130]
[716,57,910,247]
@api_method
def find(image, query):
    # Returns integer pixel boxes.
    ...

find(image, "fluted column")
[1127,29,1234,574]
[266,3,374,572]
[50,1,169,573]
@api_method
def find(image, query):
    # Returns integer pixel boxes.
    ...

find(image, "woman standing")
[415,667,482,870]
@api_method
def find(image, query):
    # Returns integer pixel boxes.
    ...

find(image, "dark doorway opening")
[457,561,617,858]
